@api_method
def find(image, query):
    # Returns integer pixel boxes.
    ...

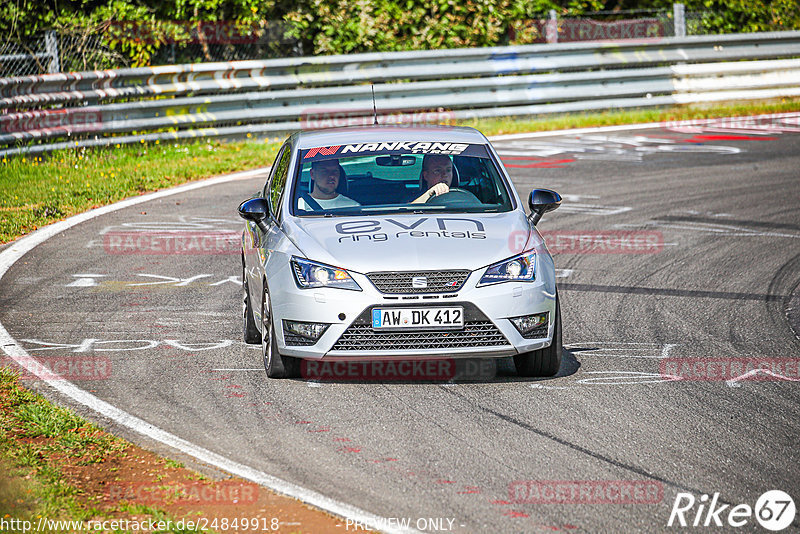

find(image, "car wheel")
[514,294,562,377]
[242,262,261,344]
[261,287,300,379]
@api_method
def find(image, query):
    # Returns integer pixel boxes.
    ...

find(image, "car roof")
[294,125,489,150]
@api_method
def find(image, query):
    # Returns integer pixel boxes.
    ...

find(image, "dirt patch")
[0,371,371,533]
[57,443,354,533]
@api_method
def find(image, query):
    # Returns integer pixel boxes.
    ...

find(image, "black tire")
[514,295,562,377]
[242,261,261,344]
[261,288,300,379]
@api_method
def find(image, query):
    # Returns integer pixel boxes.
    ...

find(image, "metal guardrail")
[1,31,799,156]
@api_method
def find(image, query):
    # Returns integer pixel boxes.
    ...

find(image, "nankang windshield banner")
[301,142,490,161]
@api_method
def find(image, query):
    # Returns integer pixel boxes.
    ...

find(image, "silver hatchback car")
[238,125,562,379]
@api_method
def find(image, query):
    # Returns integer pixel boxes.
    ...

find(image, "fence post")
[45,31,60,73]
[546,9,558,44]
[673,3,686,37]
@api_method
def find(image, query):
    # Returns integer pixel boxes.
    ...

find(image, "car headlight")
[477,251,536,287]
[290,257,362,291]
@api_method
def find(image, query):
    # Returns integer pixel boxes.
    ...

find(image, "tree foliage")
[1,0,798,66]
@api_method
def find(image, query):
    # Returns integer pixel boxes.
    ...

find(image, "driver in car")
[410,154,454,204]
[299,159,360,210]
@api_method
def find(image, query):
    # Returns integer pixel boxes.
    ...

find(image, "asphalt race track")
[2,115,799,533]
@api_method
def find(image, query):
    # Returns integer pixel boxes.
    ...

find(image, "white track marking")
[0,166,420,534]
[577,371,682,385]
[66,274,106,287]
[616,221,800,239]
[127,274,213,286]
[557,203,632,216]
[565,342,679,359]
[725,369,800,388]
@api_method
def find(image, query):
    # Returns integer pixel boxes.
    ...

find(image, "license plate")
[372,307,464,329]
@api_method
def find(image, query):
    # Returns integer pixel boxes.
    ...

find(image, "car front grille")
[366,270,471,294]
[330,303,510,351]
[522,325,548,339]
[283,332,317,346]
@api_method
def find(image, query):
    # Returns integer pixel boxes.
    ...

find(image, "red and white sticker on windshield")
[302,142,488,160]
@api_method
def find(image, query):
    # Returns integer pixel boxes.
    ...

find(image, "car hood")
[283,211,542,273]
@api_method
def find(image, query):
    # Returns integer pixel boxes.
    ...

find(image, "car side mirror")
[528,189,561,226]
[238,197,271,232]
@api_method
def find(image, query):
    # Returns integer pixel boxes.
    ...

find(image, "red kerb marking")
[683,134,778,142]
[503,158,575,168]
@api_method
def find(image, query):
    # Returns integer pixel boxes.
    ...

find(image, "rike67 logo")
[668,490,795,531]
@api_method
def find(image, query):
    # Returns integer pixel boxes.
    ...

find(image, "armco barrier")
[1,31,799,156]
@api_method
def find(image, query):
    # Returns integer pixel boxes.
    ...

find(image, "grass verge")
[1,97,799,245]
[0,367,165,531]
[0,137,283,244]
[455,97,800,135]
[0,368,355,533]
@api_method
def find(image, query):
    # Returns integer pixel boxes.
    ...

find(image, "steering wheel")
[426,187,482,206]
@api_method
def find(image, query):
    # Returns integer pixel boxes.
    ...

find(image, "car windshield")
[290,142,513,216]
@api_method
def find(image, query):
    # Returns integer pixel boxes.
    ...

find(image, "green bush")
[1,0,798,66]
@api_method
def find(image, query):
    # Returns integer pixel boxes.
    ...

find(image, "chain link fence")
[1,21,301,78]
[57,31,130,73]
[0,35,59,78]
[0,7,741,78]
[145,21,303,65]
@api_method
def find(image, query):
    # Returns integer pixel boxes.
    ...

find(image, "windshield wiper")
[360,205,446,212]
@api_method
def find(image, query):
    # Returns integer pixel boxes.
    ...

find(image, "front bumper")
[270,267,556,360]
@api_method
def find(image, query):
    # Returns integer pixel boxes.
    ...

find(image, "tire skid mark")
[439,386,719,499]
[214,391,502,521]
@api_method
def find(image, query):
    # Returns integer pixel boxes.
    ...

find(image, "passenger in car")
[410,154,455,204]
[299,159,360,210]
